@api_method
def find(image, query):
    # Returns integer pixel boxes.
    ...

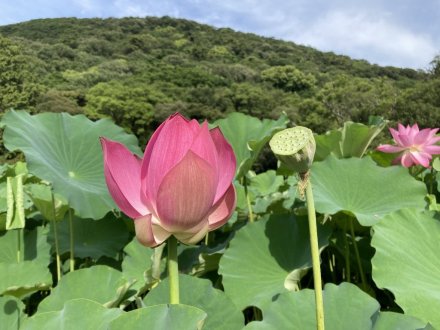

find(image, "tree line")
[0,16,439,146]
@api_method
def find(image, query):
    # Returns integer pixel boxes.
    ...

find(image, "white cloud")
[185,0,306,33]
[111,0,182,18]
[73,0,95,13]
[292,10,437,68]
[112,0,150,17]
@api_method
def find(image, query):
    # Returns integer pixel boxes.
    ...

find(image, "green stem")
[305,176,325,330]
[243,176,254,223]
[349,220,367,291]
[16,228,22,263]
[429,167,434,195]
[68,209,75,272]
[167,235,179,304]
[51,192,61,281]
[246,193,254,223]
[343,221,351,283]
[327,250,336,283]
[204,232,209,246]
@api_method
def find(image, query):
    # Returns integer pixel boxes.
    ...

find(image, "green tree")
[85,81,169,141]
[318,75,398,124]
[0,36,44,111]
[429,54,440,77]
[394,78,440,127]
[261,65,316,92]
[231,83,283,117]
[34,89,83,114]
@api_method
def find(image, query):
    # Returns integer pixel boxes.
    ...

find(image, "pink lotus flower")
[377,123,440,168]
[101,113,236,247]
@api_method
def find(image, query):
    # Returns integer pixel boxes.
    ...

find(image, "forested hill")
[0,16,439,143]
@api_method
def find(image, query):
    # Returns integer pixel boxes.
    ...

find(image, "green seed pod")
[269,127,316,174]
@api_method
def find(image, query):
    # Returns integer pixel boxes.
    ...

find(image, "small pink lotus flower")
[377,123,440,168]
[101,113,236,247]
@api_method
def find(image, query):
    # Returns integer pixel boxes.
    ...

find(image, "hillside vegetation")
[0,17,439,144]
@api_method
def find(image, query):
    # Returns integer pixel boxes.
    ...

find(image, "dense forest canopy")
[0,16,439,144]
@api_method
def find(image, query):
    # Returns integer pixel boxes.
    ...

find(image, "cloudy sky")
[0,0,439,69]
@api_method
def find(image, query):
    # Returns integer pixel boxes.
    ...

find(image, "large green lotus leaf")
[0,227,52,297]
[248,170,297,215]
[245,283,379,330]
[0,226,51,264]
[369,149,398,167]
[1,110,142,219]
[21,298,122,330]
[213,112,288,179]
[315,120,386,161]
[311,156,427,226]
[372,312,429,330]
[371,209,440,328]
[0,295,27,329]
[121,236,155,292]
[315,129,343,161]
[37,265,134,313]
[249,170,284,196]
[48,214,129,259]
[144,274,244,330]
[0,262,52,297]
[339,120,386,158]
[26,184,69,222]
[219,214,331,310]
[178,240,227,276]
[109,304,207,330]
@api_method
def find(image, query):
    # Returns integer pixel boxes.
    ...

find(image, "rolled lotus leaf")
[270,127,316,174]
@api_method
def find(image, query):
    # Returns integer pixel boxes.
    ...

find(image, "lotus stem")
[304,174,325,330]
[246,193,254,223]
[68,209,75,272]
[16,228,22,263]
[327,250,336,283]
[51,192,61,281]
[167,235,179,304]
[429,167,434,195]
[343,221,351,283]
[243,176,254,223]
[349,220,367,291]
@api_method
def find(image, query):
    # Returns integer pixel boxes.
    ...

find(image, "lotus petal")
[210,127,237,203]
[101,138,148,218]
[156,151,217,232]
[376,144,404,153]
[143,114,195,205]
[207,184,236,230]
[134,215,171,247]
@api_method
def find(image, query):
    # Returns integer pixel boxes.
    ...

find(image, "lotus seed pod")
[269,127,316,174]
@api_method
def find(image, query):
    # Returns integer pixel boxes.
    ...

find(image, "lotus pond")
[0,110,439,329]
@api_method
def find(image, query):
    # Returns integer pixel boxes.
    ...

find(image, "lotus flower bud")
[101,113,237,247]
[269,127,316,174]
